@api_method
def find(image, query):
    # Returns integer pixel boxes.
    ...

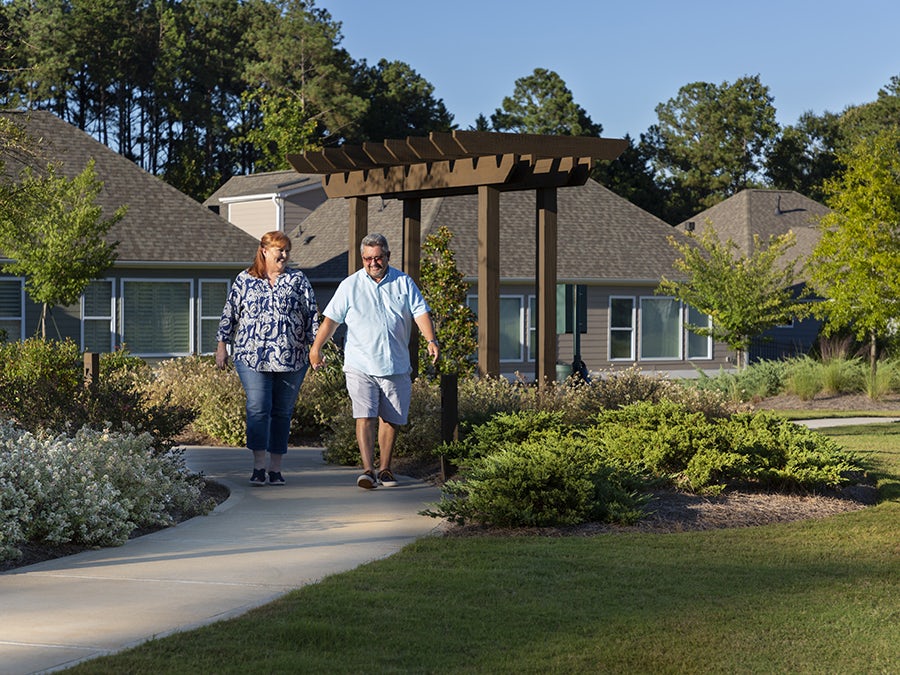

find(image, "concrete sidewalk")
[796,416,900,428]
[0,447,443,675]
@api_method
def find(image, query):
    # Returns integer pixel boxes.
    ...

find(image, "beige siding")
[227,200,278,240]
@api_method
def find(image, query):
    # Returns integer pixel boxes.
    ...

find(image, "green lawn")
[66,422,900,674]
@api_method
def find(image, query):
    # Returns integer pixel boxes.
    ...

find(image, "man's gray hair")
[360,233,390,254]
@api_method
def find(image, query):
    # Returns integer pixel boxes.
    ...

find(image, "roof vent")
[685,221,695,232]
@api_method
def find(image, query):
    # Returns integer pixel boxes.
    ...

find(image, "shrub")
[819,357,864,395]
[0,422,214,563]
[864,359,899,399]
[424,433,646,527]
[784,357,824,400]
[424,401,862,527]
[145,356,246,445]
[0,339,193,449]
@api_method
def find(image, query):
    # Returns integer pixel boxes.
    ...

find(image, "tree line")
[0,0,453,201]
[2,0,899,224]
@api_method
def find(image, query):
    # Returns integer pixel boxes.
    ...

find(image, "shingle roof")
[679,189,829,263]
[1,110,258,265]
[290,178,681,282]
[203,169,320,205]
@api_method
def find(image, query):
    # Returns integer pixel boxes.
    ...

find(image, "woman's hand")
[215,342,229,370]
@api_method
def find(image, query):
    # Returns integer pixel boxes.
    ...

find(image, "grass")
[66,422,900,674]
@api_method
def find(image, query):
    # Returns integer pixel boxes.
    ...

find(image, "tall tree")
[591,133,671,222]
[345,59,454,143]
[765,110,842,203]
[241,0,365,152]
[0,159,124,338]
[807,129,900,378]
[650,75,779,219]
[658,225,809,369]
[837,75,900,152]
[491,68,601,136]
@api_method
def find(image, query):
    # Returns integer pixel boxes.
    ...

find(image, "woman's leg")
[234,362,273,471]
[267,367,307,470]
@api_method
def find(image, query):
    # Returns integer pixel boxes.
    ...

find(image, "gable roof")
[1,110,258,266]
[679,189,829,262]
[289,178,681,283]
[203,169,321,206]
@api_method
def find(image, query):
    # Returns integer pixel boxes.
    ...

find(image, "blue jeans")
[234,362,308,454]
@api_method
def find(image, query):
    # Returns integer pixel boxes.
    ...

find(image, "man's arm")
[414,312,439,364]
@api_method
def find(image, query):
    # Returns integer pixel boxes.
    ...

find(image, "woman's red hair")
[248,231,292,279]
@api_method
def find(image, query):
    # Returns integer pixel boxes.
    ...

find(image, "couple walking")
[215,231,438,489]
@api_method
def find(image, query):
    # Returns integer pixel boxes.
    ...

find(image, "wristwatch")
[428,338,439,346]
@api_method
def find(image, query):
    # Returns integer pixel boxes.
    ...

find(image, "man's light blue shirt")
[323,266,430,376]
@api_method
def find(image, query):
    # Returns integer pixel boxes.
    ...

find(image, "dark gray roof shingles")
[1,110,258,265]
[292,179,681,282]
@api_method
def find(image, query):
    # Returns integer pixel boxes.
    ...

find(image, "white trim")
[685,305,713,360]
[217,181,322,204]
[80,278,116,352]
[608,295,636,361]
[198,279,230,355]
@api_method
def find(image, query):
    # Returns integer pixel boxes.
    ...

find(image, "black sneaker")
[267,471,285,486]
[250,468,267,486]
[356,470,377,489]
[378,469,398,487]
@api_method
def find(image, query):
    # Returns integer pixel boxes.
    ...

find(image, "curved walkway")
[0,447,443,675]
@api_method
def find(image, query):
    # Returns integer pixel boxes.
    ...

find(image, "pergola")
[287,130,626,382]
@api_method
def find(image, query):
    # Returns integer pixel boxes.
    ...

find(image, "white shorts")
[344,368,412,425]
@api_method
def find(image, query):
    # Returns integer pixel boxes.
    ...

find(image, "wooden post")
[440,373,458,481]
[403,199,422,380]
[477,185,500,377]
[536,187,558,384]
[348,196,367,274]
[83,352,99,392]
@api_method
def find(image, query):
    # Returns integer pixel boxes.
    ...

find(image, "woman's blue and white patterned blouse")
[216,268,318,372]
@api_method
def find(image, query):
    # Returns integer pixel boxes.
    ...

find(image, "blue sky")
[320,0,899,139]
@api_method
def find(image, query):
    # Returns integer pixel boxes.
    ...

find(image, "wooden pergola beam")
[287,130,628,381]
[321,154,518,199]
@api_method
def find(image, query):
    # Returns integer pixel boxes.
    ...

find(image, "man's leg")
[377,419,400,473]
[356,417,378,473]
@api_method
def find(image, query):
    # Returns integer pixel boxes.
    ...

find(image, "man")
[309,233,439,488]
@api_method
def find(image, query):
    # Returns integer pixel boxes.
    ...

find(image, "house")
[290,178,736,380]
[203,169,326,240]
[677,189,829,362]
[0,110,259,357]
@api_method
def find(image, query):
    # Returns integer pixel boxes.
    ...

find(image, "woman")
[216,231,318,486]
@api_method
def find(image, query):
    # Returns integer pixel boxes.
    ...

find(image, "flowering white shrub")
[0,422,212,563]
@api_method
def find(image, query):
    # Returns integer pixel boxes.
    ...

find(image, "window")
[467,294,527,362]
[0,278,24,341]
[122,280,193,356]
[499,296,524,361]
[686,305,712,359]
[640,297,682,360]
[199,280,229,354]
[82,280,115,352]
[609,296,635,360]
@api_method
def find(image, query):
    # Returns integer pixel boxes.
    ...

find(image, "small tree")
[418,226,477,375]
[0,159,124,337]
[658,225,809,369]
[807,129,900,380]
